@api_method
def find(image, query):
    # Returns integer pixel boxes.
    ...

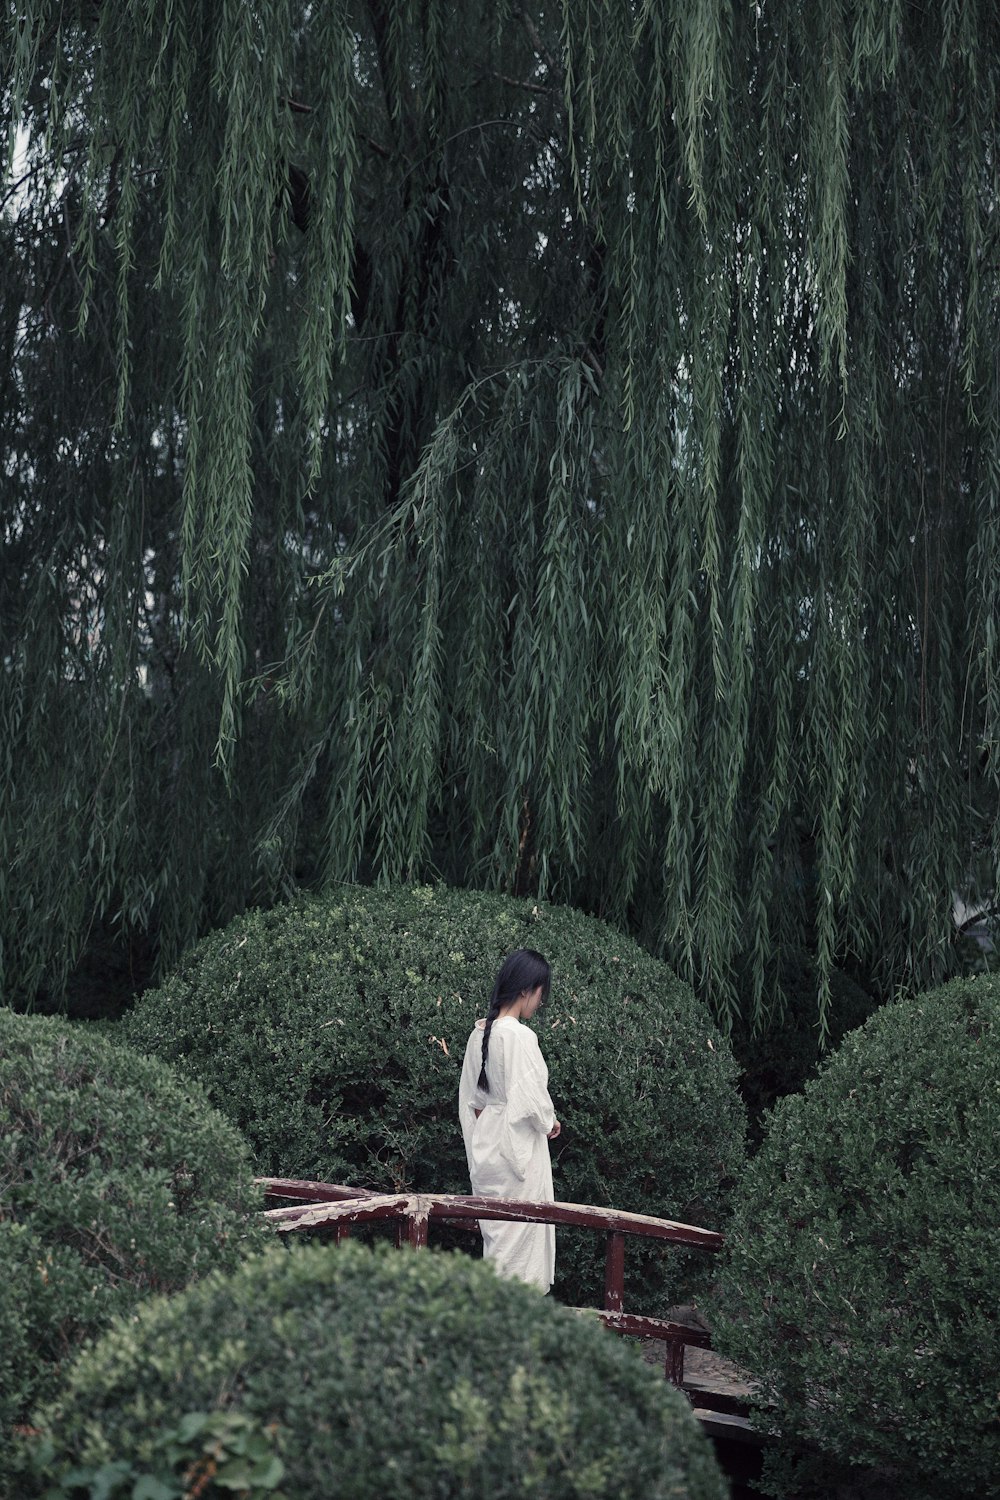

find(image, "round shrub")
[0,1009,267,1442]
[28,1241,728,1500]
[715,975,1000,1500]
[124,884,746,1309]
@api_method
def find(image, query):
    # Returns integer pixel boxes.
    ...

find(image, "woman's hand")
[547,1120,561,1139]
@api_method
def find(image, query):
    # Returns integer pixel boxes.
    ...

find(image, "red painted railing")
[258,1178,722,1388]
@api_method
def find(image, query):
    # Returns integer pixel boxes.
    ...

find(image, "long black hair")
[478,948,551,1092]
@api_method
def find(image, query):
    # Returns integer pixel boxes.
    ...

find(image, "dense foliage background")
[3,2,998,1028]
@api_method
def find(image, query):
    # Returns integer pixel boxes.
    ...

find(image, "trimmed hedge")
[715,975,1000,1500]
[26,1241,728,1500]
[124,884,746,1309]
[0,1010,266,1449]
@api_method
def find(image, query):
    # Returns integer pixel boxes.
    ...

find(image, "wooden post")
[665,1340,685,1387]
[604,1230,625,1313]
[404,1210,429,1248]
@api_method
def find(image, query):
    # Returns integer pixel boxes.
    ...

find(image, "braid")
[478,995,503,1092]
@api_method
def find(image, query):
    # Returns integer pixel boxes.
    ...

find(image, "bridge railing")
[258,1177,722,1388]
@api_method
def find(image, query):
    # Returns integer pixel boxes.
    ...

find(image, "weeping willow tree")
[2,0,998,1024]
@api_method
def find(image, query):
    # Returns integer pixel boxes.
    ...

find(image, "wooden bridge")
[259,1176,754,1437]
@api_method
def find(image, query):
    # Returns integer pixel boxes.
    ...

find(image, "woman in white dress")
[458,949,561,1292]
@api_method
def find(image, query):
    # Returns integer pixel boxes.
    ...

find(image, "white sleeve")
[505,1028,555,1137]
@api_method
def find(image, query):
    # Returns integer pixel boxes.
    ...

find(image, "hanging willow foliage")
[2,0,998,1025]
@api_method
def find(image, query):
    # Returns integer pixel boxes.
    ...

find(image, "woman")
[458,948,561,1292]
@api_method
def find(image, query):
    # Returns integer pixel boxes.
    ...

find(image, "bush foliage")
[715,975,1000,1500]
[0,1010,266,1447]
[27,1241,728,1500]
[124,884,746,1308]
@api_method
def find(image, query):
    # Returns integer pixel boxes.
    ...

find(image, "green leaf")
[90,1462,135,1500]
[173,1412,210,1444]
[213,1458,256,1489]
[248,1456,285,1489]
[131,1477,181,1500]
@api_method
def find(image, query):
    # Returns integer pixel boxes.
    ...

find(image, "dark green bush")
[0,1222,44,1429]
[124,884,745,1309]
[715,975,1000,1500]
[26,1241,728,1500]
[0,1009,266,1450]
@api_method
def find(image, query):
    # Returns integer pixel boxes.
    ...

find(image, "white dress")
[458,1015,556,1292]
